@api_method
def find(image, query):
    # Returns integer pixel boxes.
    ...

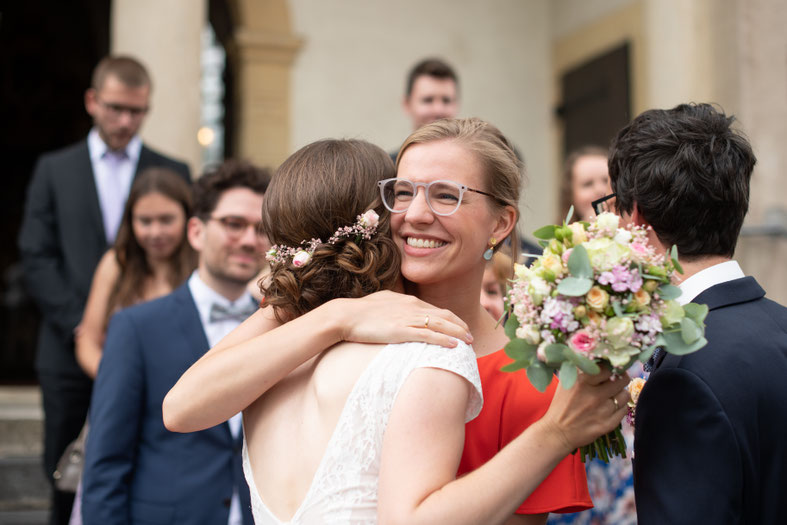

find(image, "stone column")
[229,0,302,169]
[111,0,206,175]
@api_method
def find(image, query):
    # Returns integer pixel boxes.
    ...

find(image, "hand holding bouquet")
[502,210,708,462]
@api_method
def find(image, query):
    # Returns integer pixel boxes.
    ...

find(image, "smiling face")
[571,154,611,221]
[393,139,515,289]
[131,191,187,261]
[403,76,459,130]
[188,187,265,298]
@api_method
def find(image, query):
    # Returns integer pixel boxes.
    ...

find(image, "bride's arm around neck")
[163,290,472,433]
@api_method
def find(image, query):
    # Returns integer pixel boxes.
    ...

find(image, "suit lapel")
[134,145,155,181]
[171,284,235,443]
[75,141,108,245]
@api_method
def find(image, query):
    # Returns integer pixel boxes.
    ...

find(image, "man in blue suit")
[82,161,270,524]
[608,103,787,524]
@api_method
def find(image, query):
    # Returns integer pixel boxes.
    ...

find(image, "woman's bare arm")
[378,368,629,525]
[75,250,120,378]
[163,290,473,432]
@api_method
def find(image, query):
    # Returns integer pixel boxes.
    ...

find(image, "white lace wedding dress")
[242,340,483,524]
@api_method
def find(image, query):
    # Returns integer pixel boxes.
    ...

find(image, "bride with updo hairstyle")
[260,139,400,321]
[228,138,484,523]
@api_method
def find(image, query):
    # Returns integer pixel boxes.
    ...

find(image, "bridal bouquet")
[502,209,708,462]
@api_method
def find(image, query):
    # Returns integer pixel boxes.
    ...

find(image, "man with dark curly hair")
[608,103,787,525]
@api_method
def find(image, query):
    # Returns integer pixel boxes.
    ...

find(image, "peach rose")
[586,286,609,311]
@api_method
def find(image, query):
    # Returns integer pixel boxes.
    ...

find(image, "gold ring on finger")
[424,315,430,328]
[611,396,620,411]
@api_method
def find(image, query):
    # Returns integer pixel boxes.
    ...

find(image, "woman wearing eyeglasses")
[165,119,628,524]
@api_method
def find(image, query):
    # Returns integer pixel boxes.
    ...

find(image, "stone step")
[0,456,50,511]
[0,386,43,458]
[0,386,50,521]
[0,510,49,525]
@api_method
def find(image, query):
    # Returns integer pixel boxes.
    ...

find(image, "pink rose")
[292,250,312,267]
[569,329,597,355]
[360,209,379,229]
[562,248,573,264]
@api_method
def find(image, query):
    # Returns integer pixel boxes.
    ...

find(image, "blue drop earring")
[483,237,497,261]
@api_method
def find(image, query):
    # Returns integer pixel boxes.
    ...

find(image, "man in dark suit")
[81,162,270,524]
[17,55,190,524]
[608,103,787,524]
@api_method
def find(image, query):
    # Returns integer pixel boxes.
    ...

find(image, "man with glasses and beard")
[81,161,269,525]
[18,55,189,524]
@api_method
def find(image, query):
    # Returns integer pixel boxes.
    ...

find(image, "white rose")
[614,228,633,244]
[596,212,620,231]
[514,263,533,281]
[569,222,588,244]
[515,324,541,345]
[530,277,551,298]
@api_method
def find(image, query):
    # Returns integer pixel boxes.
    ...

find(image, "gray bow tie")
[208,301,257,323]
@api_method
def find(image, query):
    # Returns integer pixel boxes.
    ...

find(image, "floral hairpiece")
[265,209,380,268]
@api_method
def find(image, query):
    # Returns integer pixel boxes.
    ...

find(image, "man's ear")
[186,216,205,253]
[630,204,650,228]
[84,88,97,116]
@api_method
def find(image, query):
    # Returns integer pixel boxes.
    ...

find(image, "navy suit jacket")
[82,284,253,525]
[18,138,190,379]
[633,276,787,524]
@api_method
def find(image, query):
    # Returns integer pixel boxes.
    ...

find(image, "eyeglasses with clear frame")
[377,178,501,217]
[208,216,265,241]
[592,193,617,216]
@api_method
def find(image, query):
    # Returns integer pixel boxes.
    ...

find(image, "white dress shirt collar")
[87,128,142,162]
[677,260,745,305]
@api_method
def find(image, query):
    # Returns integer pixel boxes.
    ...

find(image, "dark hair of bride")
[260,139,401,322]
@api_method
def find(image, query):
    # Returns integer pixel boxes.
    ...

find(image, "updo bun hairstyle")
[260,139,401,322]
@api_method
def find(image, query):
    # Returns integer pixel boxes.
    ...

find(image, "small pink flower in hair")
[360,209,379,229]
[292,250,312,267]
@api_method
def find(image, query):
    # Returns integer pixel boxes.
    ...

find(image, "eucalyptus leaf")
[670,245,684,274]
[638,346,656,363]
[612,301,625,318]
[683,302,709,325]
[562,347,601,374]
[526,361,553,392]
[679,317,702,344]
[657,284,682,300]
[557,277,593,296]
[656,331,708,356]
[533,225,557,240]
[564,205,575,225]
[559,361,578,389]
[504,314,520,340]
[545,343,568,365]
[504,338,536,362]
[501,361,528,372]
[567,245,593,279]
